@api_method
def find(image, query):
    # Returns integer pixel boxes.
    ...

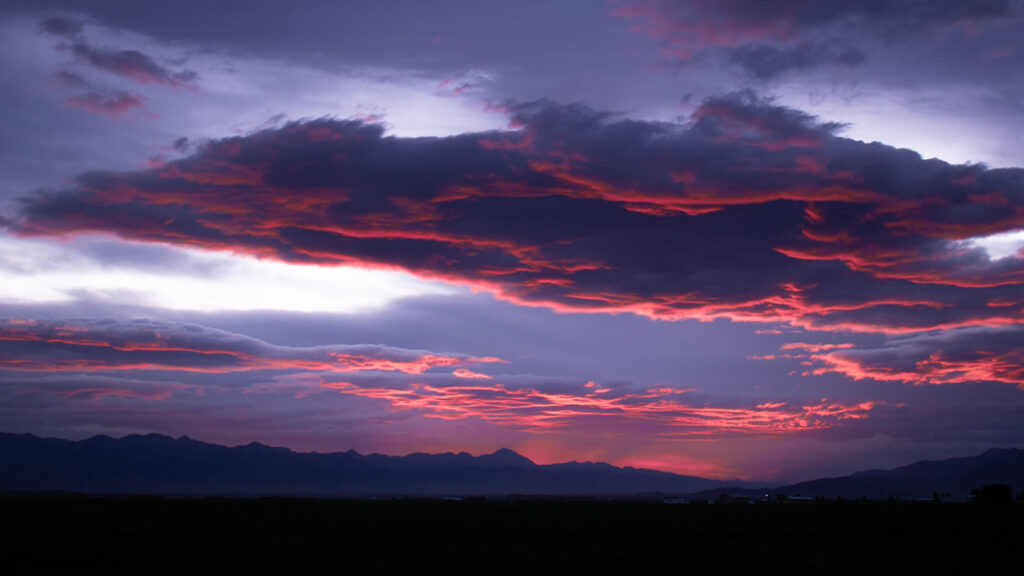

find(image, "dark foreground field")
[3,496,1021,574]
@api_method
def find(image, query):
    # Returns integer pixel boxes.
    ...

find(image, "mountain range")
[0,432,740,497]
[2,432,1021,499]
[774,447,1024,500]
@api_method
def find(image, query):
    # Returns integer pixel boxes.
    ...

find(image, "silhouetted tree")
[972,484,1012,505]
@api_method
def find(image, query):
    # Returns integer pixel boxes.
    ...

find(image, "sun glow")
[966,229,1024,260]
[0,235,455,313]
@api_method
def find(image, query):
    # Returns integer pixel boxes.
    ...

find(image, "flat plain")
[3,496,1021,574]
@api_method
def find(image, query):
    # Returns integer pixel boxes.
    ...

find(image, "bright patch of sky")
[0,235,455,312]
[967,229,1024,260]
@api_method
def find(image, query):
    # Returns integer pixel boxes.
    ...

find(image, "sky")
[1,0,1023,482]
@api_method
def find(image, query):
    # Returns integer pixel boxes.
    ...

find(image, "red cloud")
[769,328,1024,389]
[323,380,878,436]
[805,349,1024,389]
[452,368,493,379]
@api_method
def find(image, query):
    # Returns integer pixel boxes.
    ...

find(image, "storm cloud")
[8,94,1023,336]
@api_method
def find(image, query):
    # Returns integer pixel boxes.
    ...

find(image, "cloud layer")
[0,318,497,374]
[324,379,878,436]
[781,327,1024,389]
[615,0,1021,77]
[39,16,198,88]
[8,95,1023,338]
[0,315,884,447]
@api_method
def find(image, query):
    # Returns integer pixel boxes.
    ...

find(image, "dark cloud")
[13,1,626,73]
[34,14,199,88]
[48,70,144,119]
[37,15,83,38]
[688,0,1013,33]
[616,0,1021,76]
[8,96,1023,336]
[64,88,144,119]
[619,0,1019,42]
[727,42,866,79]
[68,42,197,88]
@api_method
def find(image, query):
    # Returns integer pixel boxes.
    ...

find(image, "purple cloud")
[614,0,1020,77]
[0,318,500,374]
[68,42,198,88]
[37,16,84,38]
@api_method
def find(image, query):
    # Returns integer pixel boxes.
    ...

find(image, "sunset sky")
[2,0,1023,482]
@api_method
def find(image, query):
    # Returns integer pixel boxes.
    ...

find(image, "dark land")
[4,495,1022,574]
[5,432,1024,573]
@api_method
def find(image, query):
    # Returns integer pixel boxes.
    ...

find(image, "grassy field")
[3,495,1020,574]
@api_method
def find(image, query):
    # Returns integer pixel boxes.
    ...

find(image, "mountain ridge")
[774,447,1024,499]
[3,432,1022,499]
[0,431,742,497]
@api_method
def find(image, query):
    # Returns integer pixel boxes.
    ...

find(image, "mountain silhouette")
[5,432,1020,498]
[775,447,1024,499]
[0,432,737,497]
